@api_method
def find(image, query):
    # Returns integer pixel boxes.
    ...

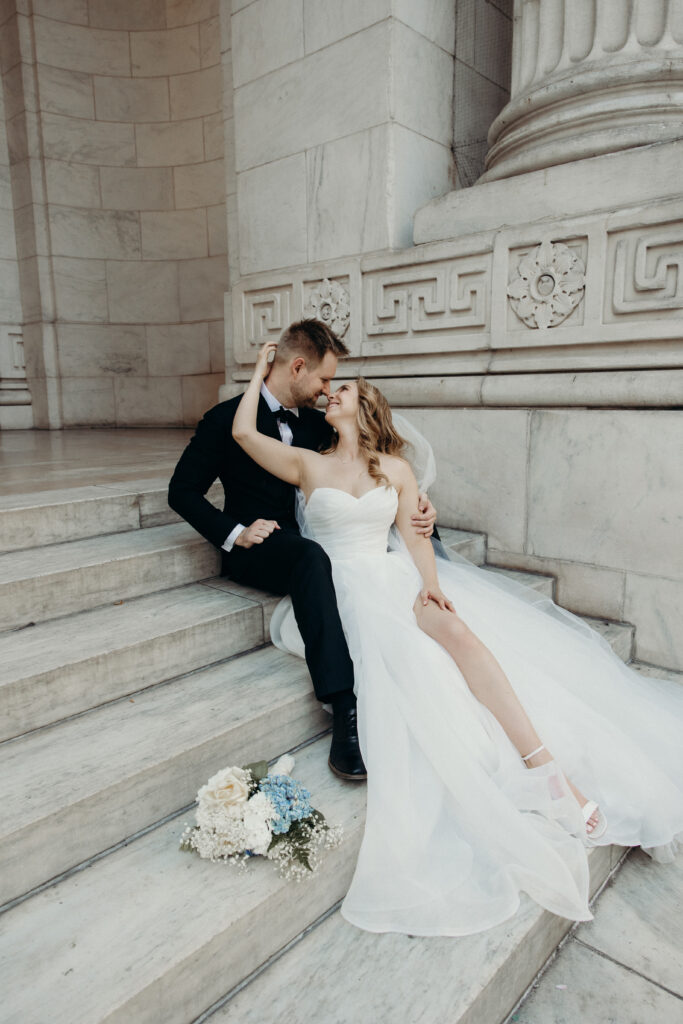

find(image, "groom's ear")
[291,356,306,376]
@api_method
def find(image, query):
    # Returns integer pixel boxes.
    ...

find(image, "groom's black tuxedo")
[168,394,332,552]
[168,395,354,703]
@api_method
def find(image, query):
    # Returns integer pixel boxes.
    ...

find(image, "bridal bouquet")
[180,754,343,880]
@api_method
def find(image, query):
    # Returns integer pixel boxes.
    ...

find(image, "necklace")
[332,451,357,465]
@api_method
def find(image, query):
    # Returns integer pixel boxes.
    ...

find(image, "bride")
[233,340,683,936]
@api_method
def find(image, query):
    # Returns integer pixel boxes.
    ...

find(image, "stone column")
[483,0,683,182]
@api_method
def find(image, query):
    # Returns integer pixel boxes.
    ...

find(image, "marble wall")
[453,0,511,188]
[0,0,229,427]
[404,406,683,672]
[230,0,455,277]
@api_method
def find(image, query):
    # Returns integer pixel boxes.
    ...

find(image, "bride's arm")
[232,341,314,486]
[393,461,455,612]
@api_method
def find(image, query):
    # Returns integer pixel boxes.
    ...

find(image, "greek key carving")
[612,232,683,314]
[364,258,488,340]
[242,286,293,349]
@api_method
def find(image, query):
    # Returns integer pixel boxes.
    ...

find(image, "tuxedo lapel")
[256,394,280,440]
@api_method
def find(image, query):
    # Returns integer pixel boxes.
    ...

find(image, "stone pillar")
[483,0,683,181]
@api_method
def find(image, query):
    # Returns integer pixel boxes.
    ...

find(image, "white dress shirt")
[222,381,299,552]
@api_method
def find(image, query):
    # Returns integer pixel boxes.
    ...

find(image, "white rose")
[197,765,250,815]
[243,792,276,856]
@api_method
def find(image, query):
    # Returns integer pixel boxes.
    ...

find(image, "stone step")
[0,582,265,742]
[0,603,634,911]
[583,615,634,663]
[433,543,634,657]
[0,728,622,1024]
[0,735,367,1024]
[208,847,620,1024]
[0,554,622,747]
[483,568,635,661]
[439,525,487,564]
[0,478,224,553]
[0,522,221,631]
[439,530,556,598]
[0,646,329,908]
[632,661,683,686]
[485,564,555,598]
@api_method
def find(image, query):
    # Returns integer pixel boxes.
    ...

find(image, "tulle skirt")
[272,545,683,936]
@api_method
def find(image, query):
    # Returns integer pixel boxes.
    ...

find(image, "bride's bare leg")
[413,599,601,832]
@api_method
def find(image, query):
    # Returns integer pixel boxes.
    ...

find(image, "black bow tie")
[275,406,298,430]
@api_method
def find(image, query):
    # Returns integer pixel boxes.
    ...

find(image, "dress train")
[270,486,683,935]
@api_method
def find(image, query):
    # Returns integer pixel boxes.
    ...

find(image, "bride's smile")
[325,381,358,423]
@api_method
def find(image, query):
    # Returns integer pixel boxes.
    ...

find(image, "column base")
[414,139,683,245]
[0,403,34,429]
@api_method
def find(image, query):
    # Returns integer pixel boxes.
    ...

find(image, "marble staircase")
[0,479,645,1023]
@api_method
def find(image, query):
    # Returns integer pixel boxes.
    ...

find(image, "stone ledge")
[414,139,683,243]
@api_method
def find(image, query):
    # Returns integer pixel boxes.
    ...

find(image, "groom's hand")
[234,518,280,548]
[412,492,437,537]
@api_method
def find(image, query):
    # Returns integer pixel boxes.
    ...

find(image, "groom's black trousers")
[223,527,355,703]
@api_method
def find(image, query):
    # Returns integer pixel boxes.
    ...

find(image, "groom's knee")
[289,539,333,587]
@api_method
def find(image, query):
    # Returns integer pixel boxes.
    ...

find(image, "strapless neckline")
[306,485,397,508]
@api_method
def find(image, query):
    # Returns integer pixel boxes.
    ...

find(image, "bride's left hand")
[412,492,437,537]
[420,586,455,613]
[254,340,278,380]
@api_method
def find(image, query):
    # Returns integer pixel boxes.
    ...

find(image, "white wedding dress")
[271,485,683,936]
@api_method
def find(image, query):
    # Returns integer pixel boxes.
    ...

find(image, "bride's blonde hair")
[324,377,407,487]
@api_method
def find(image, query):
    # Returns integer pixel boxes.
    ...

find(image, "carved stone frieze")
[230,209,683,374]
[239,285,293,358]
[304,277,351,337]
[362,256,489,354]
[507,240,586,329]
[233,264,359,362]
[610,226,683,319]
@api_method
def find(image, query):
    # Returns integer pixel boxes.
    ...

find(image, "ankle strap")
[522,743,546,762]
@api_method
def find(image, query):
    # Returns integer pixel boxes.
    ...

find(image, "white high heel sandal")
[522,744,608,840]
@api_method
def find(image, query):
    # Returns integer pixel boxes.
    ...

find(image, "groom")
[168,319,435,781]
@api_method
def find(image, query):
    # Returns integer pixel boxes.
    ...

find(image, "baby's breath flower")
[179,758,343,878]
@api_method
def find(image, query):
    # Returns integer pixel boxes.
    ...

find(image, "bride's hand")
[254,341,278,380]
[420,586,455,612]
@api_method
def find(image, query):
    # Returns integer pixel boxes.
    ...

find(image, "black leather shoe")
[328,706,367,781]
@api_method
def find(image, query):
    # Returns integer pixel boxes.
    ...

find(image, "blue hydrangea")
[259,773,313,835]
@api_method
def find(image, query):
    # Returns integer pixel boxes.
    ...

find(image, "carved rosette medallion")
[507,241,586,329]
[305,278,350,337]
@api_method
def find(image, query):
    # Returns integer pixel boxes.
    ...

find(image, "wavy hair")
[324,377,407,486]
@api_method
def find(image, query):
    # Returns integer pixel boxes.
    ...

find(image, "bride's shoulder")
[378,453,415,490]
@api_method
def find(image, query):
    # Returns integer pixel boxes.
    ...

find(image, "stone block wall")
[453,0,511,188]
[0,0,229,427]
[231,0,456,278]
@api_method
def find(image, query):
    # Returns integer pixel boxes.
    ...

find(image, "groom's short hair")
[278,319,349,366]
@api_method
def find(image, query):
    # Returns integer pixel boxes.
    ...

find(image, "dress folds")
[270,486,683,935]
